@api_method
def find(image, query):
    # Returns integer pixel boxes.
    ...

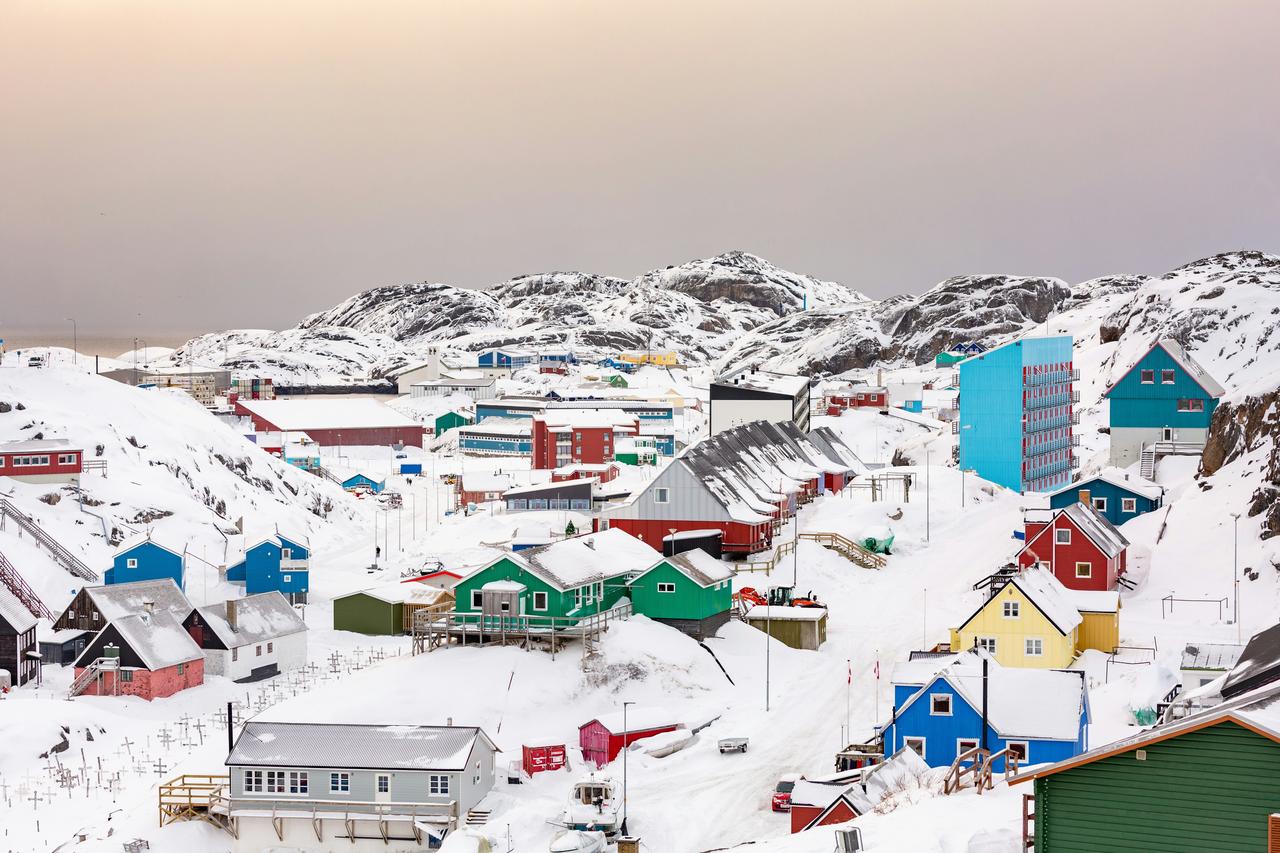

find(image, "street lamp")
[64,318,77,366]
[1231,512,1241,642]
[925,450,931,542]
[621,700,635,834]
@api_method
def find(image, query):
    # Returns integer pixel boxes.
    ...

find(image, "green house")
[453,529,661,627]
[627,549,734,639]
[1014,697,1280,851]
[434,410,472,435]
[332,583,453,635]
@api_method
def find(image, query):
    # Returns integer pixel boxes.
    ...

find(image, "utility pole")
[925,451,931,542]
[621,700,634,834]
[1231,512,1241,642]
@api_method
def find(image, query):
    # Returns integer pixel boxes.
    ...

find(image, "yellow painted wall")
[1078,609,1120,654]
[619,351,679,366]
[952,584,1077,669]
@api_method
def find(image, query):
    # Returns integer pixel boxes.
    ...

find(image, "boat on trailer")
[560,773,622,838]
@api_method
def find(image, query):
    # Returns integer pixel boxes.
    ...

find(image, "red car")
[771,774,801,811]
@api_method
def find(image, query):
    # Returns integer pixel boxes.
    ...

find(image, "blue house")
[226,530,310,603]
[104,534,185,588]
[477,348,536,371]
[1047,468,1164,528]
[957,336,1078,493]
[342,473,385,495]
[882,651,1089,772]
[1103,338,1226,468]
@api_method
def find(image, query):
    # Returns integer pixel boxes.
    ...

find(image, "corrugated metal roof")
[196,592,307,648]
[226,721,495,770]
[1182,642,1246,671]
[85,579,193,622]
[661,549,734,587]
[0,585,37,634]
[1157,338,1227,398]
[1062,502,1129,558]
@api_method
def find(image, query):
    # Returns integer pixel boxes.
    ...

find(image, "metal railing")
[0,548,54,619]
[0,498,98,581]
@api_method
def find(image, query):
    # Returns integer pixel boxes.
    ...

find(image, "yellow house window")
[1025,638,1044,656]
[1002,601,1020,618]
[1075,562,1092,578]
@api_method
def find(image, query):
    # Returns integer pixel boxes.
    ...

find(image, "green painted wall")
[629,562,730,621]
[1035,720,1280,852]
[333,594,402,635]
[454,557,630,621]
[1107,345,1219,429]
[435,411,472,433]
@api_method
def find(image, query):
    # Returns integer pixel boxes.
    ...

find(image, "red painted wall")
[522,744,568,774]
[74,658,204,700]
[608,518,771,555]
[790,805,822,833]
[0,449,82,477]
[532,420,620,470]
[579,720,678,767]
[1019,513,1124,591]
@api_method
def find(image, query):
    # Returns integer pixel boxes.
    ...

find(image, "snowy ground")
[0,351,1276,853]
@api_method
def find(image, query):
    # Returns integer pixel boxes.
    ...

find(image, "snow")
[101,610,204,670]
[1007,567,1084,634]
[236,398,420,430]
[746,606,827,622]
[519,528,662,589]
[587,705,677,735]
[0,437,78,453]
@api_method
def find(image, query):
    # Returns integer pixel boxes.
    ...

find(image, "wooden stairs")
[0,498,98,581]
[944,746,1022,796]
[465,808,491,826]
[68,656,120,697]
[739,531,886,574]
[1139,447,1156,481]
[0,548,54,619]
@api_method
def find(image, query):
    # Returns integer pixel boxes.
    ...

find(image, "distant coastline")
[0,328,207,357]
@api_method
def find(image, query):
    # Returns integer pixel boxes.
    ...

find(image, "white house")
[183,592,307,682]
[411,377,498,401]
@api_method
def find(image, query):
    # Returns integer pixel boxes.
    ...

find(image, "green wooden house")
[1013,694,1280,851]
[434,410,472,435]
[627,549,734,639]
[332,583,453,635]
[453,529,661,628]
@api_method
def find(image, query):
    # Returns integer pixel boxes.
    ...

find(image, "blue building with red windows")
[956,335,1078,493]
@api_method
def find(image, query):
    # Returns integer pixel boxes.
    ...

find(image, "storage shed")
[332,583,454,635]
[579,708,679,767]
[745,606,828,650]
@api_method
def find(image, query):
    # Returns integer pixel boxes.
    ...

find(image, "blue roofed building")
[882,650,1089,773]
[1103,338,1226,468]
[1047,468,1164,528]
[956,335,1078,493]
[226,528,310,604]
[104,533,185,588]
[341,473,385,494]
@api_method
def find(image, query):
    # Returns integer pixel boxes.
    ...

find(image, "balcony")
[1024,368,1079,387]
[1022,412,1079,435]
[280,558,309,571]
[1025,393,1074,411]
[1028,436,1075,455]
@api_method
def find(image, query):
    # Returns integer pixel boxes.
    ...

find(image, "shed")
[745,606,828,650]
[435,411,473,435]
[788,781,873,834]
[333,583,454,635]
[38,626,91,667]
[1181,642,1246,691]
[578,707,679,767]
[342,473,386,494]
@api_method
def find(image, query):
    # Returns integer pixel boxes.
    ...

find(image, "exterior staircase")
[798,532,887,569]
[465,809,490,826]
[1139,446,1156,481]
[0,548,55,619]
[316,466,345,486]
[0,498,99,581]
[68,656,120,697]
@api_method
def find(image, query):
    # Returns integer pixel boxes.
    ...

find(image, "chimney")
[226,598,239,632]
[447,716,453,727]
[1078,489,1091,507]
[143,600,155,615]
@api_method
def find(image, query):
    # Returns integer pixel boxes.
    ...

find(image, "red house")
[532,411,639,470]
[1016,502,1129,591]
[70,610,204,700]
[234,399,424,448]
[578,708,678,767]
[788,781,872,833]
[825,386,888,415]
[553,462,622,485]
[0,438,83,485]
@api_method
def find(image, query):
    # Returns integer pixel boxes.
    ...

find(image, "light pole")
[621,700,634,834]
[65,318,77,366]
[1231,512,1241,642]
[925,451,931,542]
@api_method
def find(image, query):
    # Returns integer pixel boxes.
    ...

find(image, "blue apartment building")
[956,336,1078,493]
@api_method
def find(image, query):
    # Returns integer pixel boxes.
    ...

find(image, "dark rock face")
[1201,389,1280,539]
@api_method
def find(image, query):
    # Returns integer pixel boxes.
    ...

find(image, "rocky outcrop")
[1201,388,1280,539]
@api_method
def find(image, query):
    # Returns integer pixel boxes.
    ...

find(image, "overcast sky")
[3,0,1278,334]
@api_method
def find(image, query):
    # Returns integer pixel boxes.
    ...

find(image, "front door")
[1162,427,1174,441]
[375,773,391,802]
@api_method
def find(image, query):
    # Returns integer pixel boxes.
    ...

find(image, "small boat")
[549,829,607,853]
[560,773,621,838]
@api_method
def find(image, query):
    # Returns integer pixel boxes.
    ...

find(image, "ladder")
[0,499,99,581]
[0,548,55,619]
[68,657,120,697]
[1139,446,1156,481]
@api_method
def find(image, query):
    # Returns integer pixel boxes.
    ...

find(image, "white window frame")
[1055,528,1071,545]
[1006,741,1029,763]
[1075,561,1092,578]
[266,770,286,794]
[58,453,77,465]
[1140,369,1154,384]
[930,694,952,716]
[471,590,483,609]
[1092,497,1107,512]
[1002,601,1020,619]
[903,737,926,758]
[1161,369,1176,384]
[376,774,390,794]
[1025,637,1044,657]
[330,772,350,793]
[657,582,676,594]
[1122,498,1137,513]
[244,769,263,793]
[532,591,548,611]
[282,574,291,583]
[957,738,980,757]
[977,637,997,655]
[126,558,138,569]
[288,771,308,795]
[653,487,670,504]
[281,548,291,560]
[429,774,450,795]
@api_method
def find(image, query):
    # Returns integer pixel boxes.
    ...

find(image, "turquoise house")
[1103,338,1225,467]
[104,534,184,587]
[1048,468,1164,527]
[227,530,310,604]
[957,336,1077,493]
[342,473,385,494]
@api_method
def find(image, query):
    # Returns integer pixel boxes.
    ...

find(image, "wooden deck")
[158,774,231,829]
[411,602,632,657]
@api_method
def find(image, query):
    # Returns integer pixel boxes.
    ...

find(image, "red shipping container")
[522,743,569,775]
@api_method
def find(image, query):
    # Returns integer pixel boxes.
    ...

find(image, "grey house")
[225,721,499,851]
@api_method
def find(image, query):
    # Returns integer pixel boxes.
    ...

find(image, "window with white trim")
[930,694,952,715]
[957,738,980,757]
[657,582,676,593]
[904,737,926,758]
[1122,498,1137,513]
[288,771,308,794]
[429,774,450,795]
[282,574,291,583]
[532,591,548,611]
[1006,741,1029,762]
[1002,601,1019,619]
[1075,562,1092,578]
[330,772,350,793]
[1092,497,1107,512]
[58,453,77,465]
[244,770,263,792]
[281,548,291,559]
[653,488,670,504]
[977,637,997,655]
[376,774,390,794]
[1055,529,1071,545]
[1161,369,1176,384]
[1140,369,1154,384]
[471,590,483,609]
[266,771,286,794]
[1025,637,1044,657]
[127,558,138,569]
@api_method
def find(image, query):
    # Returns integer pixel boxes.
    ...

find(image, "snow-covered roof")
[1104,338,1227,398]
[1048,468,1164,502]
[227,721,496,770]
[516,529,662,591]
[1181,642,1246,672]
[97,610,204,670]
[714,367,810,397]
[1063,589,1120,613]
[460,472,514,493]
[651,549,734,588]
[1009,567,1084,634]
[789,779,854,809]
[236,399,420,430]
[84,579,193,622]
[862,745,931,801]
[336,584,453,606]
[0,438,77,454]
[412,377,496,389]
[459,418,531,436]
[195,592,307,648]
[745,605,827,621]
[536,410,639,431]
[1021,503,1128,560]
[583,706,676,734]
[662,529,723,541]
[482,580,526,592]
[0,586,37,634]
[112,531,184,558]
[502,479,593,498]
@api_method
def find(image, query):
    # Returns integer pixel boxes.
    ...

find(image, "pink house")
[71,610,204,700]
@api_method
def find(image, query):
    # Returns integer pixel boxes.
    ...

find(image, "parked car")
[771,773,801,811]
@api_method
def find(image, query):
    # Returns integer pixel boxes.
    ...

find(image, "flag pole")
[846,658,851,745]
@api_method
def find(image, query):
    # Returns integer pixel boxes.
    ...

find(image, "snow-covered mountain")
[170,250,1280,392]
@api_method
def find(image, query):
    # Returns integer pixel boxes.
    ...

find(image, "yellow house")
[950,567,1120,669]
[618,350,679,367]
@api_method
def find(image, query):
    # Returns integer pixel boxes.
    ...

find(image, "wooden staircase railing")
[0,498,99,581]
[736,531,886,574]
[943,746,988,795]
[0,548,55,619]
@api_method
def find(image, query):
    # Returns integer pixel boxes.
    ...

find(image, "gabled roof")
[1047,468,1164,503]
[0,438,77,453]
[0,586,37,634]
[636,549,734,588]
[464,529,660,592]
[335,583,453,607]
[84,579,193,622]
[581,706,676,734]
[955,566,1082,637]
[1104,338,1227,399]
[113,532,184,559]
[195,592,307,648]
[1019,503,1128,561]
[227,721,498,770]
[75,610,203,670]
[802,791,874,830]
